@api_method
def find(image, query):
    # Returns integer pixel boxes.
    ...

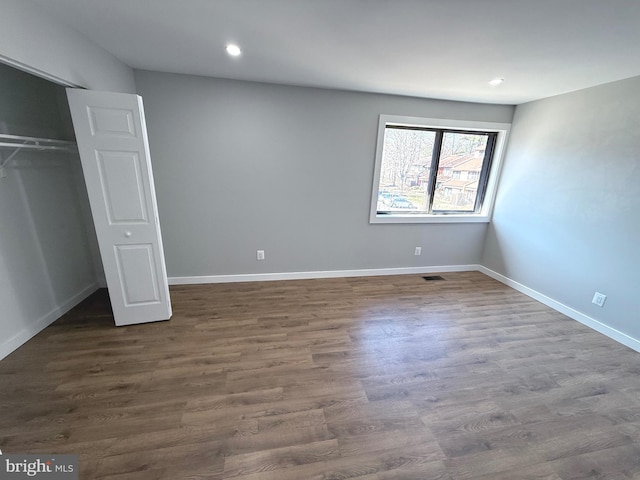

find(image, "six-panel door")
[67,89,172,326]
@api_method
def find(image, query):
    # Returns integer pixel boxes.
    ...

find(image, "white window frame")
[369,114,511,224]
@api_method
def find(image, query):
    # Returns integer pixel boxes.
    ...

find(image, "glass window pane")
[377,127,436,212]
[432,132,488,212]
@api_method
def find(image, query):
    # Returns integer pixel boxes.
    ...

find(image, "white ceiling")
[30,0,640,104]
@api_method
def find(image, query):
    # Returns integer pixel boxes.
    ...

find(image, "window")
[370,115,510,224]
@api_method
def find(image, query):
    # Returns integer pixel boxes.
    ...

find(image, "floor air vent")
[422,275,445,281]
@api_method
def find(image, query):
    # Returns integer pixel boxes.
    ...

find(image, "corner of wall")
[0,0,135,93]
[0,282,99,361]
[477,265,640,353]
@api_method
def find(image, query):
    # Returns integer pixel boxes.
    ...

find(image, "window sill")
[370,213,491,224]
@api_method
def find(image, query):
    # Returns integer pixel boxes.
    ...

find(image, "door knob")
[124,231,132,238]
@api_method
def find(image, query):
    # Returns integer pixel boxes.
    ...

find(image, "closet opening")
[0,61,107,359]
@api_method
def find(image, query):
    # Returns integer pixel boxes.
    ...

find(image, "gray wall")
[0,0,136,93]
[134,70,514,278]
[0,151,98,351]
[0,62,74,139]
[483,76,640,340]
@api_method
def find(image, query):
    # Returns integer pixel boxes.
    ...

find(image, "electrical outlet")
[592,292,607,307]
[414,247,422,256]
[256,250,265,261]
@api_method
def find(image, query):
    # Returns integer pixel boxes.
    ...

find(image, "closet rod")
[0,135,77,176]
[0,142,75,151]
[0,133,76,146]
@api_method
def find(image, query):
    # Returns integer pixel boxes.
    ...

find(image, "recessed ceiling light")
[226,44,242,57]
[488,77,504,87]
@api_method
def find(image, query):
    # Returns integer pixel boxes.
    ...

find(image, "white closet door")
[67,89,171,326]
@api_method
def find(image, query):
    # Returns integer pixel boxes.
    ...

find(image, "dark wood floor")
[1,271,639,479]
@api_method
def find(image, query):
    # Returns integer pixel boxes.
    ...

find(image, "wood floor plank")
[1,271,639,479]
[222,438,340,477]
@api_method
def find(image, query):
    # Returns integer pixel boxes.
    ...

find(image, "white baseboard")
[478,266,640,353]
[169,264,478,285]
[0,282,100,361]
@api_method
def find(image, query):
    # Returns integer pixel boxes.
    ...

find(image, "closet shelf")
[0,134,77,175]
